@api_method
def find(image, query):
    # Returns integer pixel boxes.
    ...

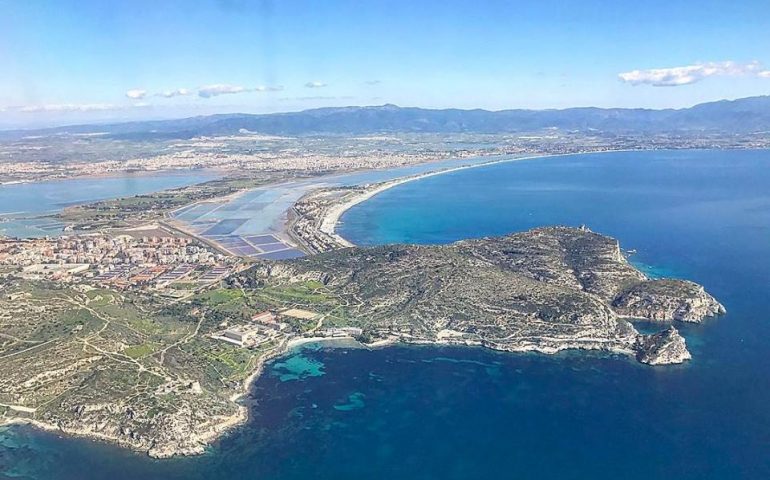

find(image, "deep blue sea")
[2,149,770,479]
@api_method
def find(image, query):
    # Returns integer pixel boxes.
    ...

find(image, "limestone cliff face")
[612,279,725,322]
[635,327,692,365]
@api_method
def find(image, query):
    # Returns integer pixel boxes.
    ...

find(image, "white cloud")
[158,88,192,98]
[125,89,147,99]
[304,81,327,88]
[618,61,766,87]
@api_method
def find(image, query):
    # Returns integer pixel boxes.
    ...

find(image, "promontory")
[0,226,724,457]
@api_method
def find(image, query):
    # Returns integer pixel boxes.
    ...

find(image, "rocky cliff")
[613,279,726,322]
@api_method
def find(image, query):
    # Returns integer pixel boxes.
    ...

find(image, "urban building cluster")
[0,233,236,288]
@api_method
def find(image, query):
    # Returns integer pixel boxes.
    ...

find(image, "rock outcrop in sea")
[635,327,692,365]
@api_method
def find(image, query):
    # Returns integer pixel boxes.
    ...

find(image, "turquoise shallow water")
[2,149,770,479]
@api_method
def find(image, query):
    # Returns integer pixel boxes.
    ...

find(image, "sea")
[1,149,769,479]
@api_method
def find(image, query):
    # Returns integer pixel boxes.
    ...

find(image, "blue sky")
[1,0,770,127]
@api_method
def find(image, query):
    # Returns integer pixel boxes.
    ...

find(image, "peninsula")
[0,219,724,457]
[0,133,728,460]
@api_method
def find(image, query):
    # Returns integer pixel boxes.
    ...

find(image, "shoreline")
[0,325,678,458]
[315,149,639,247]
[0,147,715,459]
[172,148,647,254]
[0,336,294,459]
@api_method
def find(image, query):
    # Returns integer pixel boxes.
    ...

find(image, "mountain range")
[2,95,770,140]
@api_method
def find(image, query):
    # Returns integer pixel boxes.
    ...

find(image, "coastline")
[0,148,702,459]
[0,322,683,457]
[0,337,293,459]
[315,149,636,247]
[0,334,387,458]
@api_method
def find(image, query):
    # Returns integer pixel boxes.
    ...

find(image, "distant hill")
[3,96,770,140]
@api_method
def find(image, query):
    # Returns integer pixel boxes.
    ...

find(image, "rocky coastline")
[257,224,725,368]
[1,174,726,459]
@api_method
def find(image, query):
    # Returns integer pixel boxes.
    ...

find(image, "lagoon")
[0,170,218,237]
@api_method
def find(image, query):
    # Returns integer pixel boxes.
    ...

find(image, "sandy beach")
[315,149,640,247]
[316,152,574,245]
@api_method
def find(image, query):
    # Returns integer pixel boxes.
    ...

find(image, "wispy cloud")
[619,61,769,87]
[12,103,141,113]
[157,88,192,98]
[364,80,382,85]
[304,81,327,88]
[197,84,283,98]
[124,84,284,101]
[252,85,284,92]
[125,89,148,99]
[198,84,248,98]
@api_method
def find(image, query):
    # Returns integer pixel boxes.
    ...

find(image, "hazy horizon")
[2,0,770,128]
[3,93,769,131]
